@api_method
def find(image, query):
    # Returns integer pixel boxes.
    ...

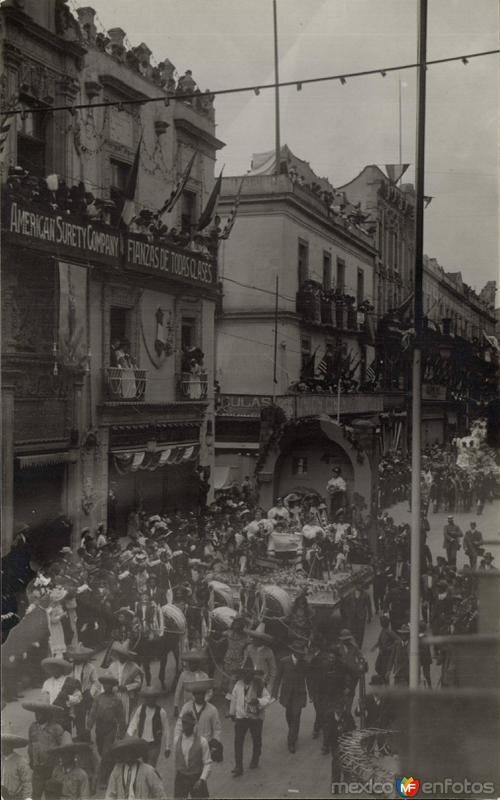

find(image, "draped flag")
[385,163,410,184]
[120,136,142,226]
[0,111,14,163]
[220,175,245,239]
[159,148,197,216]
[58,262,88,371]
[197,167,224,231]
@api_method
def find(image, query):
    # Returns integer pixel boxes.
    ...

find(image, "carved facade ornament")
[19,62,56,104]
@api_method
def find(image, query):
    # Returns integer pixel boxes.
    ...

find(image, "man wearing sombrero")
[23,702,71,800]
[65,645,101,737]
[107,643,143,723]
[46,741,91,800]
[40,658,82,734]
[1,732,32,800]
[229,663,271,776]
[127,687,172,768]
[174,678,221,750]
[88,675,126,790]
[173,651,210,718]
[242,627,277,693]
[105,738,167,800]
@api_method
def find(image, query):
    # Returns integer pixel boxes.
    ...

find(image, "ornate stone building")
[1,0,224,554]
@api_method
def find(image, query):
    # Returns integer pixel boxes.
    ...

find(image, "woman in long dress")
[47,587,69,658]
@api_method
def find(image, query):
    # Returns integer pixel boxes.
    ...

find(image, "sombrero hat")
[22,702,65,717]
[398,623,410,635]
[109,737,149,761]
[48,742,91,758]
[98,673,119,687]
[65,645,94,662]
[289,641,308,655]
[338,629,355,641]
[1,733,29,748]
[114,607,135,620]
[181,650,206,663]
[139,686,164,699]
[234,666,264,678]
[110,642,138,659]
[41,657,72,673]
[183,678,214,693]
[244,628,274,645]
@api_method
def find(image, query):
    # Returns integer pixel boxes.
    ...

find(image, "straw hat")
[1,733,29,749]
[139,686,164,699]
[181,650,206,663]
[41,657,72,673]
[21,702,65,718]
[338,629,355,642]
[65,645,94,662]
[48,742,91,758]
[109,737,149,761]
[98,674,119,687]
[110,642,138,659]
[183,678,214,694]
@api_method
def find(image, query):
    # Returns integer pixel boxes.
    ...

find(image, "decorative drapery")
[112,444,199,475]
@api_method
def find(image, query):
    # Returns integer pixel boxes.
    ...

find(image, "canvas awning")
[17,452,78,469]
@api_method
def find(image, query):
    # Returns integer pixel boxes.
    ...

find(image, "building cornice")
[174,118,225,152]
[2,6,87,65]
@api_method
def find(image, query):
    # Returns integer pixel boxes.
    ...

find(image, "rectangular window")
[322,251,332,290]
[298,239,309,286]
[181,317,197,351]
[17,109,47,177]
[110,306,132,365]
[356,268,364,304]
[336,258,346,292]
[110,158,132,212]
[292,456,308,475]
[181,190,197,235]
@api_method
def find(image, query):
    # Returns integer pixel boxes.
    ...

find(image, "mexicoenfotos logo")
[396,777,421,798]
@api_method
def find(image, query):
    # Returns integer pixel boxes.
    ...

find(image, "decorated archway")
[257,414,373,510]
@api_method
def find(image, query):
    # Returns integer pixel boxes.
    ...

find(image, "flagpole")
[273,0,281,175]
[398,78,403,172]
[409,0,428,694]
[273,275,279,399]
[336,378,341,424]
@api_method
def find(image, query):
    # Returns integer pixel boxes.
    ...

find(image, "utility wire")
[2,49,498,117]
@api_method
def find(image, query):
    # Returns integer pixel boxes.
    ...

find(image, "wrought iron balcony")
[178,371,209,400]
[104,367,147,401]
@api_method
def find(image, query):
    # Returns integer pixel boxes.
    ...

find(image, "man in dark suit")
[276,642,311,753]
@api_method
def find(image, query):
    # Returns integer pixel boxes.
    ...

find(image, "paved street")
[4,499,499,799]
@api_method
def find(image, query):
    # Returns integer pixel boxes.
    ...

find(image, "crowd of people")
[2,420,498,799]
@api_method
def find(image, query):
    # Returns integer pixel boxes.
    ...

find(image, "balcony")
[177,371,209,401]
[296,281,360,331]
[104,367,146,402]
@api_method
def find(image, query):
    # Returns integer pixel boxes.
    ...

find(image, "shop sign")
[422,384,447,401]
[3,194,217,289]
[4,196,119,267]
[218,394,274,416]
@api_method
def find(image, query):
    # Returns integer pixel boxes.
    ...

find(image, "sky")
[88,0,499,290]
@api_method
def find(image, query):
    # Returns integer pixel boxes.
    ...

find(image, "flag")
[0,111,15,163]
[385,163,410,183]
[120,136,142,226]
[318,350,335,379]
[220,176,245,239]
[366,361,377,383]
[197,167,224,231]
[159,148,197,217]
[424,195,433,208]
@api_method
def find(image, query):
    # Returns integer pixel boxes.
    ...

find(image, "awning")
[112,444,200,475]
[16,452,78,469]
[213,466,239,490]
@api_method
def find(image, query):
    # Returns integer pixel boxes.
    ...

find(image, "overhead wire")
[2,48,498,117]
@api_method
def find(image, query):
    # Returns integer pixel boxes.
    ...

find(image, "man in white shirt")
[105,738,167,800]
[174,710,211,799]
[127,687,172,768]
[174,679,221,746]
[229,665,271,777]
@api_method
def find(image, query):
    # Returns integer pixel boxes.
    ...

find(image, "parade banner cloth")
[58,261,88,371]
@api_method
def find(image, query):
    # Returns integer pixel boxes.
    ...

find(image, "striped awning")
[16,452,78,469]
[111,444,200,474]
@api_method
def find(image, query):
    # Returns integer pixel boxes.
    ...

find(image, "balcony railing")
[104,367,146,401]
[178,371,209,400]
[296,282,359,331]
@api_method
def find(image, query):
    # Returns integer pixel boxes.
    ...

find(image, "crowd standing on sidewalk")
[1,421,498,798]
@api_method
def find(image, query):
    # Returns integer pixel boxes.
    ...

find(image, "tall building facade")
[215,147,383,508]
[1,0,224,553]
